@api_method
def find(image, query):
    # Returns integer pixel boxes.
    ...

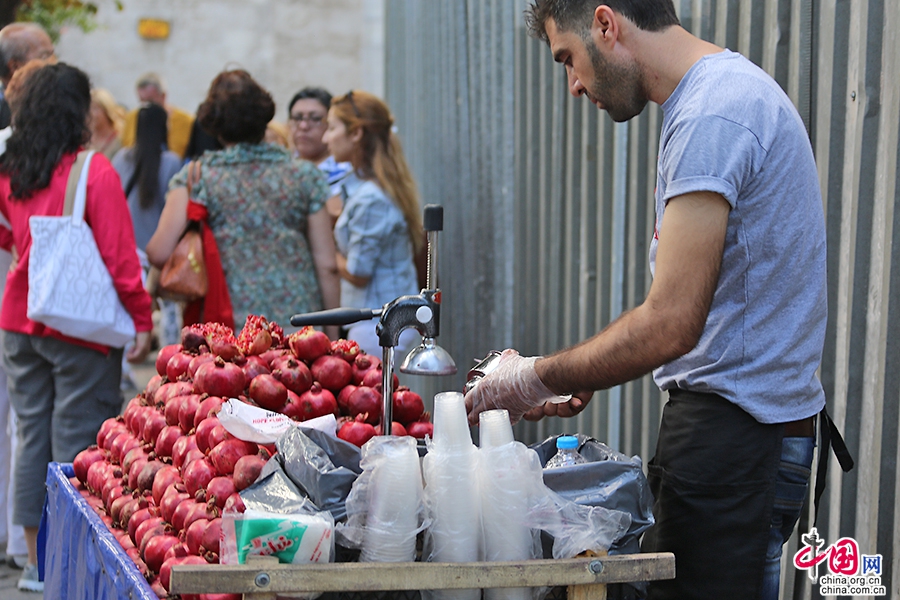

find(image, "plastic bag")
[336,436,428,562]
[275,426,362,522]
[217,398,337,444]
[532,434,654,555]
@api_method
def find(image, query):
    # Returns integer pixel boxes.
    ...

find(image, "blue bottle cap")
[556,435,578,449]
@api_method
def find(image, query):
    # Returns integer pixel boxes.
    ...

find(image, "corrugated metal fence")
[384,1,899,598]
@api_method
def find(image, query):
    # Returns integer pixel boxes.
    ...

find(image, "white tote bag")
[27,150,136,347]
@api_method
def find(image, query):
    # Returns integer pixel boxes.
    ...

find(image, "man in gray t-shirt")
[465,1,831,598]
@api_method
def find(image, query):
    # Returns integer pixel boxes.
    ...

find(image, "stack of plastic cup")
[360,437,423,562]
[478,409,514,447]
[424,391,482,600]
[479,410,535,600]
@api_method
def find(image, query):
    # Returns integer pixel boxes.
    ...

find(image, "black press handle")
[424,204,443,232]
[290,307,379,327]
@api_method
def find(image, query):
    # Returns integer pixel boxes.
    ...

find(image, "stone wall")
[55,0,385,119]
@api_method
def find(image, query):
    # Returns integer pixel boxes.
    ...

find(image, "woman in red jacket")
[0,62,152,589]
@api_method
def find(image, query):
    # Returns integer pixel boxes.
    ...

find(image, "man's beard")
[585,40,649,122]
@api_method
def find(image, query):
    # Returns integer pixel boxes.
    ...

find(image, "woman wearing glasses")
[146,70,340,334]
[287,87,351,199]
[322,90,423,357]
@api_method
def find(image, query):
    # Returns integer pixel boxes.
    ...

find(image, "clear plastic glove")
[465,349,563,426]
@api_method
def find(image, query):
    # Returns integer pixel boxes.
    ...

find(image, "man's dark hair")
[132,102,168,209]
[287,86,333,116]
[525,0,680,42]
[197,69,275,144]
[0,62,91,199]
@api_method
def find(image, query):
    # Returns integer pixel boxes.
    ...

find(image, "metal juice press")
[290,204,457,435]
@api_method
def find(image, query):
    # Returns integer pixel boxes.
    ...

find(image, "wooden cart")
[170,553,675,600]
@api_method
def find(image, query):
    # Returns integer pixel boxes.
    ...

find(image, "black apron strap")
[813,406,854,525]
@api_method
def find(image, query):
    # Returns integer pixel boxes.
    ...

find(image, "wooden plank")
[170,553,674,595]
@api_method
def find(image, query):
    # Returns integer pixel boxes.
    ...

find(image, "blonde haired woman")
[323,90,423,357]
[88,88,125,160]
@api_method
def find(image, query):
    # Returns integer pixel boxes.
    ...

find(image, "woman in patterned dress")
[146,70,339,334]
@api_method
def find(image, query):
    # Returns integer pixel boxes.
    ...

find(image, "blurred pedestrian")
[112,102,183,353]
[88,88,125,161]
[146,69,340,335]
[0,62,152,592]
[121,72,194,159]
[265,119,289,148]
[0,22,55,578]
[323,90,424,357]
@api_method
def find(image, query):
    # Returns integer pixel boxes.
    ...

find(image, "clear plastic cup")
[361,440,422,562]
[432,391,473,450]
[479,409,514,447]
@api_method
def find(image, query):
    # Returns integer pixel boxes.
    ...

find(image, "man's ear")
[592,5,619,46]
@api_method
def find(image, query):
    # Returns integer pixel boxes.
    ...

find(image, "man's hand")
[126,331,152,364]
[464,349,567,425]
[522,391,593,421]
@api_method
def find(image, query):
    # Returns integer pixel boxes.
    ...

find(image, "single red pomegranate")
[260,348,290,368]
[347,385,382,424]
[311,354,353,392]
[193,396,224,428]
[361,363,399,391]
[144,374,163,400]
[203,323,242,361]
[188,352,216,380]
[143,533,180,574]
[375,421,409,436]
[183,457,217,497]
[160,487,190,524]
[351,354,381,385]
[298,383,339,421]
[240,355,271,383]
[73,446,106,486]
[151,464,183,505]
[155,344,183,376]
[195,417,220,454]
[233,454,266,491]
[136,460,167,494]
[337,414,377,447]
[160,554,207,592]
[178,394,203,434]
[392,386,425,424]
[271,358,312,395]
[223,492,245,514]
[142,410,168,445]
[172,434,199,470]
[181,324,208,352]
[166,351,195,381]
[155,425,183,458]
[205,424,231,454]
[280,390,305,421]
[127,506,160,545]
[287,326,331,362]
[236,315,274,356]
[407,414,434,439]
[248,374,288,411]
[330,339,361,363]
[194,357,246,398]
[200,517,222,555]
[184,517,212,555]
[205,476,237,509]
[336,384,357,415]
[209,439,259,476]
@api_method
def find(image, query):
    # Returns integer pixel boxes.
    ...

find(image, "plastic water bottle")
[544,435,587,469]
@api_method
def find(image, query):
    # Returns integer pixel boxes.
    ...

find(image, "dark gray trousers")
[2,331,122,527]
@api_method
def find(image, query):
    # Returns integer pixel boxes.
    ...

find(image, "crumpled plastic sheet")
[42,462,156,600]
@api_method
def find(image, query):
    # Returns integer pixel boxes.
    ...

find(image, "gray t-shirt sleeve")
[658,115,765,210]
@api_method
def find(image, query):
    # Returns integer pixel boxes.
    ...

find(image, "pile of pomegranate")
[69,315,434,599]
